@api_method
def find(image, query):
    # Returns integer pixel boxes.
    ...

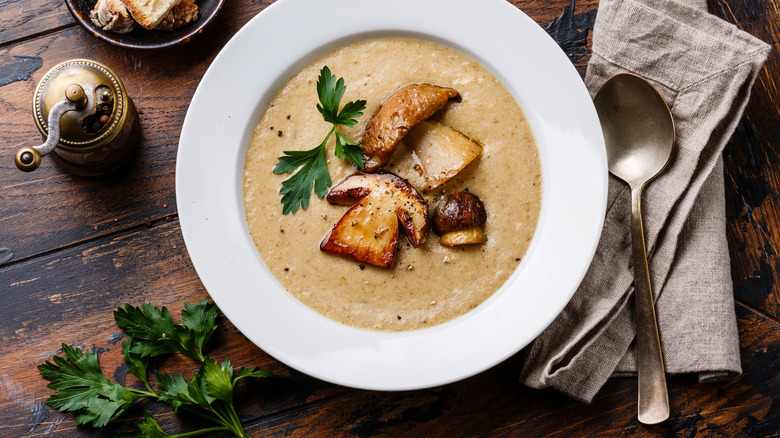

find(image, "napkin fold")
[519,0,770,402]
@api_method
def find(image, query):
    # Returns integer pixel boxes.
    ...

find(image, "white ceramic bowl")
[177,0,607,390]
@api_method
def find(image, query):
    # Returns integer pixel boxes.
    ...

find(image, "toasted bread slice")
[90,0,135,34]
[119,0,182,29]
[155,0,201,31]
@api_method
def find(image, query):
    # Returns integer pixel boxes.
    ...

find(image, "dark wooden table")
[1,0,778,436]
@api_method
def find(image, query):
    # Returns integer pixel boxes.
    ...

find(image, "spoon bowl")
[594,73,675,425]
[596,74,674,187]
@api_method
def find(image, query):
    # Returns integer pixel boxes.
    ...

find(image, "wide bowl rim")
[176,0,607,390]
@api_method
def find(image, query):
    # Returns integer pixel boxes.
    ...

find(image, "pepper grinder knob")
[15,85,85,172]
[15,147,41,171]
[65,84,86,105]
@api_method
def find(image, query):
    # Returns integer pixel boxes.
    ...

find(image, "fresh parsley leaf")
[316,66,346,124]
[114,300,217,362]
[203,358,234,403]
[181,299,218,359]
[114,303,183,358]
[154,372,190,414]
[233,366,281,384]
[276,140,331,215]
[121,341,150,389]
[159,368,216,411]
[37,344,140,428]
[336,99,367,127]
[273,146,323,174]
[156,368,252,438]
[275,66,368,214]
[120,411,170,438]
[335,131,366,168]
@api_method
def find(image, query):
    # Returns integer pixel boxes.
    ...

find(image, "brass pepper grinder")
[15,59,139,176]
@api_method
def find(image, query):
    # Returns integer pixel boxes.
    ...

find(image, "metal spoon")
[594,73,674,425]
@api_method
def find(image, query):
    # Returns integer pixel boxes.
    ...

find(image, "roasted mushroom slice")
[404,120,483,192]
[432,191,487,246]
[362,84,460,172]
[321,172,429,268]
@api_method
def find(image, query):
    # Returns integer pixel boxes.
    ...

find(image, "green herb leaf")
[275,66,367,214]
[335,99,367,127]
[120,411,171,438]
[114,301,217,362]
[156,369,215,412]
[315,66,345,124]
[154,372,188,414]
[181,299,219,358]
[335,131,366,168]
[37,344,140,428]
[276,140,331,214]
[121,341,150,389]
[233,366,281,385]
[273,143,325,175]
[203,358,234,402]
[114,303,184,358]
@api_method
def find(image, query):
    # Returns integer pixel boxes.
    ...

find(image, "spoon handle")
[630,186,670,425]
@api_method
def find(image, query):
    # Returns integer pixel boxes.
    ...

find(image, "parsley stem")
[207,404,235,430]
[222,402,247,437]
[225,406,241,432]
[227,402,244,433]
[213,402,248,437]
[179,405,223,426]
[168,426,230,438]
[325,124,337,143]
[126,388,235,430]
[128,388,158,398]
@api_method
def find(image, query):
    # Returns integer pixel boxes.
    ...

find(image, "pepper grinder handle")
[15,84,86,172]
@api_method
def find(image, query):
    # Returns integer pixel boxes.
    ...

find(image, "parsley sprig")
[37,344,140,428]
[273,66,367,214]
[38,299,284,437]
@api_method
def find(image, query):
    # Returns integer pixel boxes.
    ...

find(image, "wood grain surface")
[0,0,72,46]
[709,0,780,319]
[1,0,778,436]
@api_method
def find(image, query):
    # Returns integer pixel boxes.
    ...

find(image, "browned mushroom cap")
[361,84,460,172]
[320,172,429,268]
[433,191,488,246]
[432,191,487,235]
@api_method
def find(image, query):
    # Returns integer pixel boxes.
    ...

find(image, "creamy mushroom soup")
[243,38,542,331]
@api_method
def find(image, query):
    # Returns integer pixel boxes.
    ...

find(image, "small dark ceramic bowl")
[66,0,225,49]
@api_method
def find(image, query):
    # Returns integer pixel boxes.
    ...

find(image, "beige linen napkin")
[519,0,770,402]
